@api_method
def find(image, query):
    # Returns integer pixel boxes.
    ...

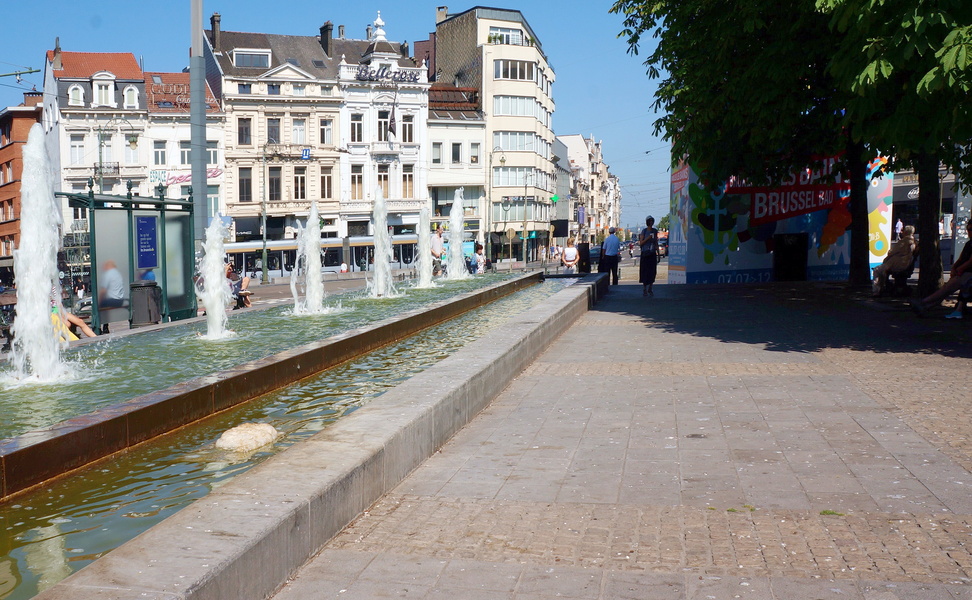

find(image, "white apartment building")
[557,134,620,241]
[42,46,223,234]
[426,86,486,243]
[205,11,429,243]
[428,6,556,262]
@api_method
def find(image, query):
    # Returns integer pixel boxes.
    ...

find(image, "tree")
[819,0,972,295]
[611,0,874,284]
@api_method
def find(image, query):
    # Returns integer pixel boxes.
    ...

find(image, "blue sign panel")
[301,148,311,160]
[135,215,159,270]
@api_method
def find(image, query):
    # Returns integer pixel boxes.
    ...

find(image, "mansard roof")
[47,51,142,80]
[209,29,418,80]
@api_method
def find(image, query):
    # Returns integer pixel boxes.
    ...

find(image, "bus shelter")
[55,182,196,332]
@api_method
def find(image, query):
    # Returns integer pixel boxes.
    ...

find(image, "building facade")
[0,92,43,281]
[431,6,556,262]
[206,12,429,247]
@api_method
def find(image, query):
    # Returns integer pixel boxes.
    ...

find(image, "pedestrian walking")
[638,216,659,296]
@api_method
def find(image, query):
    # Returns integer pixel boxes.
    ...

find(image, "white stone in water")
[215,423,279,452]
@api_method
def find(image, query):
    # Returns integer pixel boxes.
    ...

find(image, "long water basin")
[0,275,515,440]
[0,278,575,600]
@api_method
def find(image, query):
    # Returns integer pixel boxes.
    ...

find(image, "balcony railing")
[93,162,120,177]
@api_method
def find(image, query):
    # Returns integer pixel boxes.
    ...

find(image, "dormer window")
[90,72,117,108]
[123,86,139,109]
[68,84,84,106]
[233,50,270,68]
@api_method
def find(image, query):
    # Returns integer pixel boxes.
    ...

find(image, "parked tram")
[222,235,419,278]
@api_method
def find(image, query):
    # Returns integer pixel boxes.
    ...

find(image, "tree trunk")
[846,137,871,285]
[916,152,944,298]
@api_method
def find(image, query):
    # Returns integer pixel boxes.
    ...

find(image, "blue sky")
[0,1,671,227]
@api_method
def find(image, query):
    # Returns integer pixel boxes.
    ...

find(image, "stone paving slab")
[272,272,972,600]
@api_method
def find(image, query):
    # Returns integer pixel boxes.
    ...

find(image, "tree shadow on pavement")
[598,281,972,360]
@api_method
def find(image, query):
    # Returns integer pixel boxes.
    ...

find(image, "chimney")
[436,6,449,24]
[400,41,409,58]
[52,37,62,70]
[210,12,221,51]
[338,24,345,38]
[320,21,333,56]
[23,91,43,106]
[366,24,372,39]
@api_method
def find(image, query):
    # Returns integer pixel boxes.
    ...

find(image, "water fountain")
[414,206,435,288]
[9,123,68,382]
[195,216,233,339]
[290,202,330,314]
[367,187,399,298]
[446,187,470,280]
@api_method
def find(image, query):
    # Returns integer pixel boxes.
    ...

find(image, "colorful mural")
[668,159,893,284]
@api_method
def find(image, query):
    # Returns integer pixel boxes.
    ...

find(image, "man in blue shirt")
[601,227,622,285]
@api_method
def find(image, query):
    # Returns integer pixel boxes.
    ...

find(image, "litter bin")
[130,280,162,327]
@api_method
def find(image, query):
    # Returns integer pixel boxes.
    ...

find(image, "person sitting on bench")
[911,221,972,316]
[872,225,916,296]
[226,263,252,309]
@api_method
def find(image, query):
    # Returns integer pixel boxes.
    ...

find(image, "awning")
[893,183,955,205]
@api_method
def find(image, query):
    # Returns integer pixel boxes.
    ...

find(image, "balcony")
[93,162,120,177]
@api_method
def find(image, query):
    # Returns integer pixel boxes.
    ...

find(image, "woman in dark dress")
[638,216,658,296]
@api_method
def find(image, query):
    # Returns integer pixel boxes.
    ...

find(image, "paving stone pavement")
[272,270,972,600]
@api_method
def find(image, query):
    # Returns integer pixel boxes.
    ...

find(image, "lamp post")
[95,118,139,193]
[261,139,279,284]
[486,146,505,261]
[522,172,530,265]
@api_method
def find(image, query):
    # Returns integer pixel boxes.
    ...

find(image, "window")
[293,85,305,96]
[320,167,333,199]
[100,138,113,164]
[377,111,390,142]
[94,82,113,106]
[123,86,138,109]
[292,118,306,144]
[432,142,442,164]
[268,166,282,201]
[451,143,462,164]
[321,85,333,96]
[493,166,532,187]
[153,140,167,166]
[203,185,219,219]
[234,52,269,68]
[489,26,524,45]
[68,85,84,106]
[239,167,253,202]
[267,83,281,95]
[238,118,252,145]
[70,134,85,165]
[124,140,138,165]
[180,141,191,165]
[350,114,363,143]
[351,165,363,200]
[319,118,333,145]
[238,83,252,94]
[294,166,306,200]
[402,165,414,198]
[493,131,537,152]
[267,118,280,143]
[470,143,480,164]
[207,141,218,165]
[493,59,536,82]
[493,96,542,119]
[401,115,414,143]
[377,164,389,197]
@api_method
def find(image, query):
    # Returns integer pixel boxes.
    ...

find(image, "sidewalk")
[272,269,972,599]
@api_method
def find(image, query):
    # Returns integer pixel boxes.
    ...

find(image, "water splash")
[10,124,69,381]
[446,187,470,280]
[195,217,235,340]
[414,206,436,289]
[367,187,400,298]
[291,202,330,314]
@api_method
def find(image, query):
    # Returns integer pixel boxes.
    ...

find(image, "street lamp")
[95,118,139,193]
[486,146,505,261]
[522,172,531,265]
[261,139,280,284]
